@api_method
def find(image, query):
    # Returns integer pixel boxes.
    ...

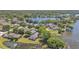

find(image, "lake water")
[63,20,79,49]
[31,17,60,22]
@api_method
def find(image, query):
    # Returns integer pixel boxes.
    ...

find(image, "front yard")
[0,37,8,48]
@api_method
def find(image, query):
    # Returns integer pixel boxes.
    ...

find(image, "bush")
[17,27,25,35]
[24,34,30,38]
[20,21,26,27]
[47,37,65,49]
[38,26,50,43]
[2,24,10,31]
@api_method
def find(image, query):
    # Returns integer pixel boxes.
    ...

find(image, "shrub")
[2,24,10,31]
[47,37,65,49]
[38,26,50,43]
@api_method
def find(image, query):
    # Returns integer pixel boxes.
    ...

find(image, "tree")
[2,24,10,31]
[38,26,50,43]
[20,21,26,27]
[39,20,46,24]
[13,24,20,33]
[24,26,30,33]
[17,27,25,35]
[47,36,65,49]
[24,31,32,38]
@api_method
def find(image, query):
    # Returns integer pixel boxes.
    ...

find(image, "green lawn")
[17,38,41,44]
[17,38,48,48]
[0,37,8,49]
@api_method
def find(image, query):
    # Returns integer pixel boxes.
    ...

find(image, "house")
[33,24,39,27]
[3,41,18,49]
[2,33,21,40]
[46,23,56,28]
[75,14,79,17]
[28,32,39,41]
[0,24,3,30]
[0,19,9,31]
[0,31,5,36]
[30,28,37,34]
[11,17,21,24]
[46,23,59,30]
[0,19,8,25]
[31,30,36,34]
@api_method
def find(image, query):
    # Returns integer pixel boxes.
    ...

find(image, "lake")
[31,17,60,22]
[63,20,79,49]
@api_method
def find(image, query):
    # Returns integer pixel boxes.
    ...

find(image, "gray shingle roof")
[2,33,21,39]
[28,32,39,40]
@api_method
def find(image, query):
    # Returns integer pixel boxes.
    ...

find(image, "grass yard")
[17,38,48,48]
[0,37,8,49]
[17,38,41,44]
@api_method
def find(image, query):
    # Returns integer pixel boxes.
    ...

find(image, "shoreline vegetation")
[0,10,78,49]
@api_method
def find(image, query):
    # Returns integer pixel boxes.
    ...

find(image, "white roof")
[0,31,5,36]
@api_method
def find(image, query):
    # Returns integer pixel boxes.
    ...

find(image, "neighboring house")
[4,41,18,49]
[0,25,3,31]
[75,14,79,17]
[0,31,5,36]
[0,19,8,25]
[46,23,56,28]
[0,19,9,31]
[46,23,59,30]
[30,28,38,34]
[2,33,21,40]
[11,17,21,24]
[2,33,8,38]
[31,30,36,34]
[33,24,39,27]
[46,23,54,27]
[28,32,39,41]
